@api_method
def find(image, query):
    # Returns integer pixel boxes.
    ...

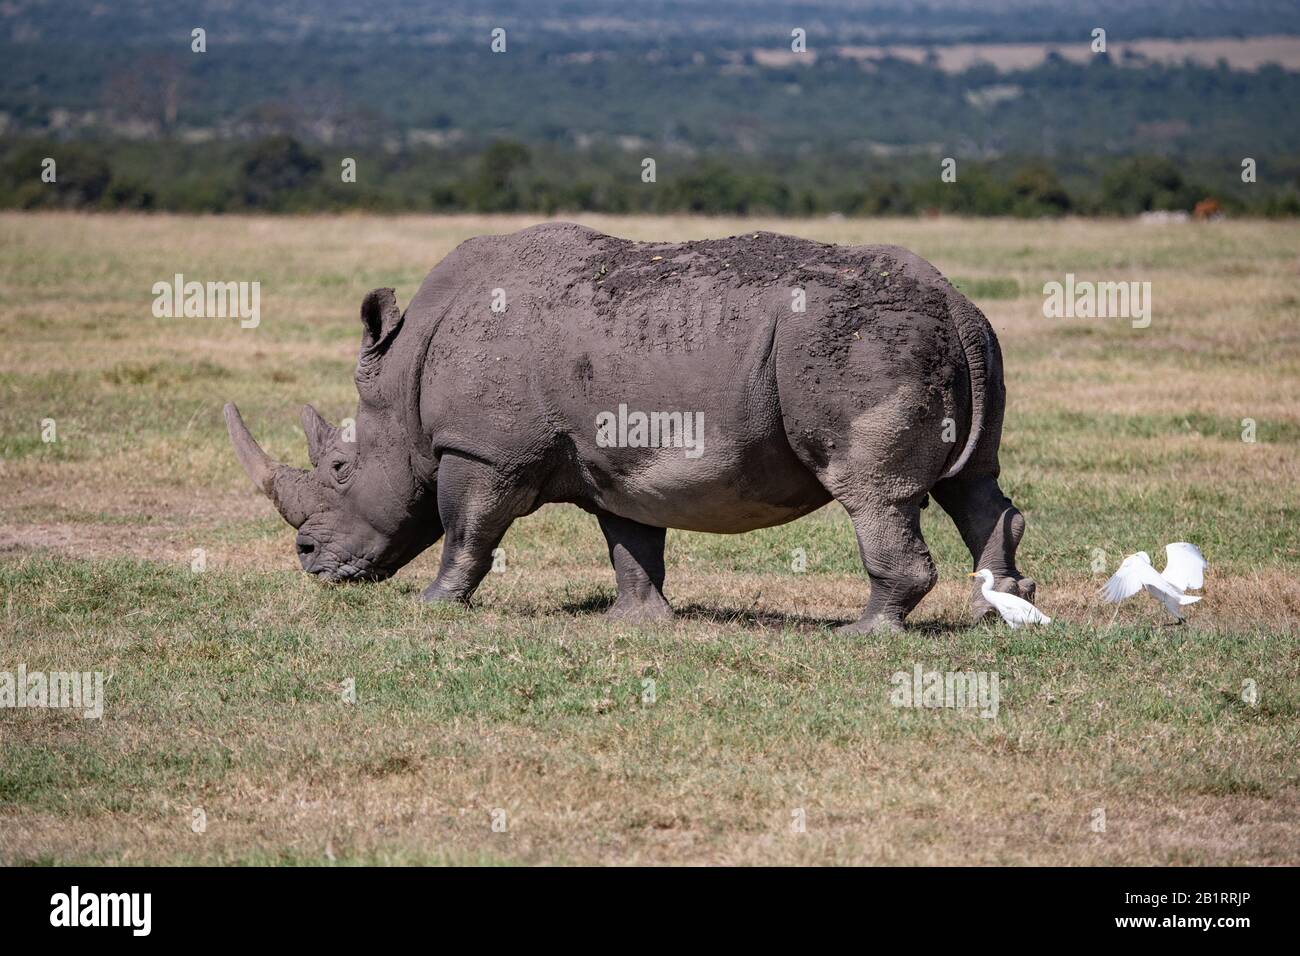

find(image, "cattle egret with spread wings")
[1101,543,1207,622]
[969,569,1051,628]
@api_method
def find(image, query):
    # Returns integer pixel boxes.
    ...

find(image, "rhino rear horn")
[300,404,338,467]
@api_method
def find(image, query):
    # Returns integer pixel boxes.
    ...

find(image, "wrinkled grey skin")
[227,222,1035,632]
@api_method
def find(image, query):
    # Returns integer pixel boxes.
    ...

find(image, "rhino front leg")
[420,454,529,606]
[597,512,672,622]
[932,474,1035,621]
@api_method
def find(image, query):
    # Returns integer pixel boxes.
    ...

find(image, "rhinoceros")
[225,222,1035,632]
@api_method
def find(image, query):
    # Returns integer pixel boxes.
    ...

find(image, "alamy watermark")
[152,273,260,328]
[595,404,704,458]
[890,664,1000,719]
[1042,274,1151,328]
[1,665,104,719]
[50,886,150,936]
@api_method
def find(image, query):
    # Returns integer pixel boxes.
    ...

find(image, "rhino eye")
[329,458,353,482]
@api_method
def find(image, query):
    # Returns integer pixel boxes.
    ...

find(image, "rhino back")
[413,223,958,415]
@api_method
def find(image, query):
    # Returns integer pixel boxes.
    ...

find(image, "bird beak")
[967,572,978,577]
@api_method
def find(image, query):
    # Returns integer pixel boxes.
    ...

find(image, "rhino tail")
[940,295,1001,480]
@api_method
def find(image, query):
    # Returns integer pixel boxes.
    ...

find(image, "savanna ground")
[0,212,1297,865]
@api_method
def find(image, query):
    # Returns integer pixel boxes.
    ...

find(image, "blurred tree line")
[2,136,1298,217]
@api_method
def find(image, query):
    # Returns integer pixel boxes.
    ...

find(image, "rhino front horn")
[224,403,314,528]
[224,403,278,496]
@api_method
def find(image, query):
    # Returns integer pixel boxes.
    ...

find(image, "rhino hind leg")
[420,454,532,606]
[932,474,1035,621]
[835,496,938,635]
[597,512,673,622]
[782,383,950,633]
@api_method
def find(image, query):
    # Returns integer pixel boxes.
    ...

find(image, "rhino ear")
[359,288,404,354]
[300,404,338,467]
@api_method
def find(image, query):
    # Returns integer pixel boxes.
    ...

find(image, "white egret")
[1100,543,1207,622]
[969,569,1051,628]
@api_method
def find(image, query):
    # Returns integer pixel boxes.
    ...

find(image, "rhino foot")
[835,614,905,636]
[606,592,674,624]
[419,583,471,605]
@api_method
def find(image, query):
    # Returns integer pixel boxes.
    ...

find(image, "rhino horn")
[224,403,313,528]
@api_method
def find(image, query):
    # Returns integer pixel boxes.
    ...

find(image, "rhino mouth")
[296,533,396,583]
[312,561,395,584]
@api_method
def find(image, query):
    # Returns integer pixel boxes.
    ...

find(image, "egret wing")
[989,590,1051,626]
[1101,554,1169,603]
[1162,542,1206,591]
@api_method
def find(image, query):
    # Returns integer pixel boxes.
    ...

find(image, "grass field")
[1,212,1297,865]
